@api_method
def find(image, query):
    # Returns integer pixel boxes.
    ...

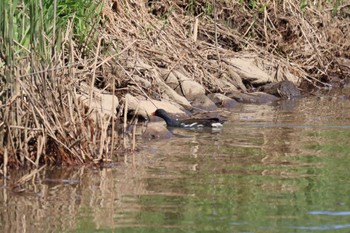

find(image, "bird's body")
[151,109,225,129]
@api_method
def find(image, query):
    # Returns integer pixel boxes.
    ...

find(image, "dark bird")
[151,109,225,128]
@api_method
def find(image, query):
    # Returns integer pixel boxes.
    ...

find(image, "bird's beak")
[150,112,156,116]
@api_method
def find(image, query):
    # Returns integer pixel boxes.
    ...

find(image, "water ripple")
[290,223,350,230]
[308,211,350,216]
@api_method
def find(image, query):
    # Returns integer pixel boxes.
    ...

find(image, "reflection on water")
[2,96,350,232]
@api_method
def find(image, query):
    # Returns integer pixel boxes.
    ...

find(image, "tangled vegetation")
[0,0,349,173]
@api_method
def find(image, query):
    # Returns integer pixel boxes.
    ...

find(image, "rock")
[222,63,247,91]
[132,75,152,89]
[155,74,192,109]
[207,93,239,108]
[126,57,153,70]
[214,72,240,93]
[76,82,119,121]
[224,56,273,84]
[207,60,241,93]
[259,80,301,99]
[142,122,173,140]
[231,53,301,85]
[228,91,279,104]
[191,94,217,112]
[125,94,187,119]
[162,70,205,100]
[173,70,206,99]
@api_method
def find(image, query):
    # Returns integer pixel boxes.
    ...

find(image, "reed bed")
[0,0,118,172]
[1,0,349,175]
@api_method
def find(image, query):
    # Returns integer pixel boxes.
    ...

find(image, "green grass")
[0,0,102,76]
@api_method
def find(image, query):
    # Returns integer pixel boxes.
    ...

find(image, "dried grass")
[101,0,349,91]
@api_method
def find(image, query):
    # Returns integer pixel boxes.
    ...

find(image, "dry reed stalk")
[114,103,124,162]
[89,37,102,110]
[97,117,107,162]
[124,151,128,164]
[212,0,221,66]
[110,74,116,161]
[23,117,29,164]
[132,118,137,151]
[192,17,199,42]
[67,91,77,136]
[35,133,45,166]
[123,97,128,149]
[72,84,90,161]
[3,148,8,185]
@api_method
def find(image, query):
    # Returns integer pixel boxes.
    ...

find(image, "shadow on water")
[3,96,350,232]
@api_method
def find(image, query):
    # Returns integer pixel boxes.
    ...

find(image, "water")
[2,96,350,232]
